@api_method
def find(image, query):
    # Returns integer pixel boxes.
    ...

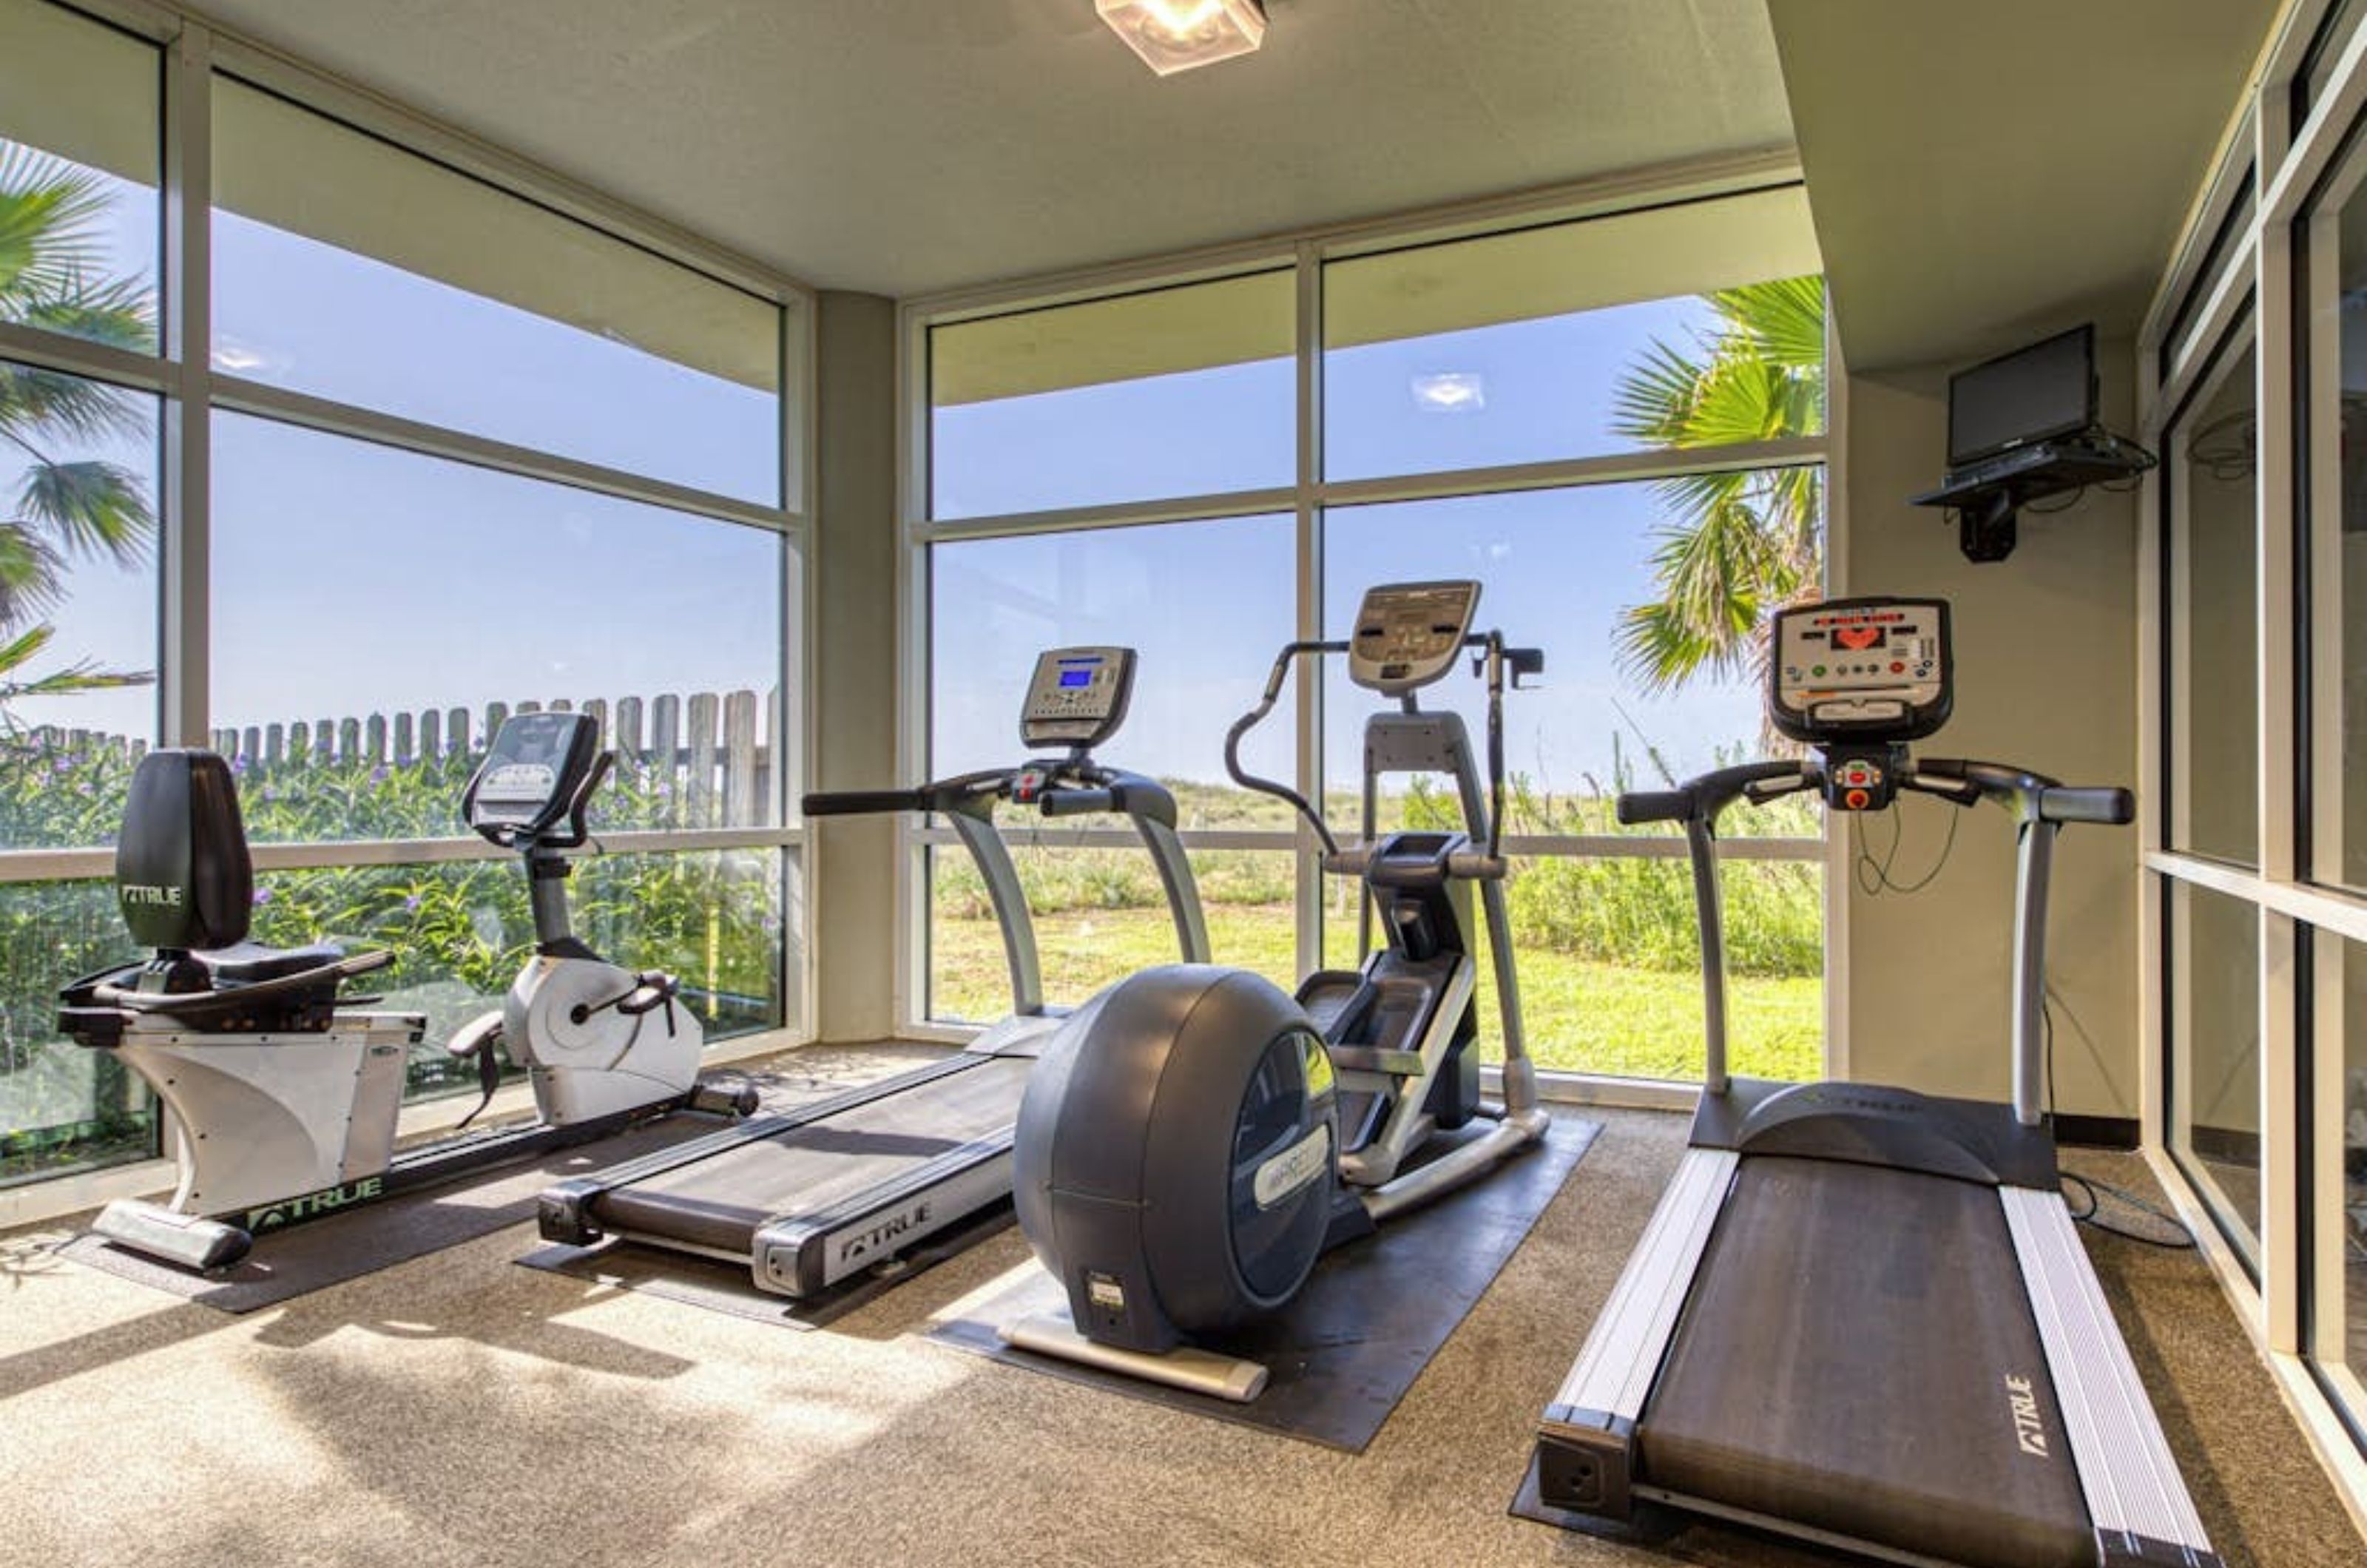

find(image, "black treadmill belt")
[1640,1158,2093,1568]
[591,1057,1032,1254]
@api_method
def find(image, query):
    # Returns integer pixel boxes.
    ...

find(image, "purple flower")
[371,766,389,785]
[251,888,274,906]
[50,759,70,775]
[404,895,421,913]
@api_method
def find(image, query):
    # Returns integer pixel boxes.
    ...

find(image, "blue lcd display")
[1059,669,1093,689]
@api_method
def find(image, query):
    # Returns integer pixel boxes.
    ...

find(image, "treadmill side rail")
[1538,1146,1737,1515]
[1999,1186,2223,1568]
[753,1138,1016,1297]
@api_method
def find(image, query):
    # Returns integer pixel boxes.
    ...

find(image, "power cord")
[2059,1172,2198,1249]
[2042,990,2197,1249]
[1853,801,1959,896]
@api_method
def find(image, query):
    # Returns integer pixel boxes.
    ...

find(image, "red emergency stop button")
[1890,661,1905,673]
[1845,788,1871,810]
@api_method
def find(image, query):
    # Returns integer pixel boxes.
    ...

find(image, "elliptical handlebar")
[1225,629,1542,862]
[1224,640,1345,859]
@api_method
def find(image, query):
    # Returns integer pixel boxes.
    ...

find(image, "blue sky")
[931,300,1771,791]
[16,141,1772,796]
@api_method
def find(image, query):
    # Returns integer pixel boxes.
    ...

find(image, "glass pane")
[2298,2,2364,126]
[212,78,780,503]
[0,365,158,849]
[929,272,1294,519]
[2170,879,2262,1263]
[1321,481,1822,838]
[2330,928,2367,1372]
[930,515,1297,825]
[929,845,1294,1024]
[251,848,787,1106]
[1320,853,1821,1082]
[0,0,159,356]
[2326,175,2367,892]
[1323,190,1822,482]
[0,877,155,1185]
[2163,166,2252,375]
[2170,330,2258,866]
[210,413,786,840]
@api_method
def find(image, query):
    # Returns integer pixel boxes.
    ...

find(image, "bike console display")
[1348,580,1481,696]
[1020,646,1136,750]
[465,712,605,845]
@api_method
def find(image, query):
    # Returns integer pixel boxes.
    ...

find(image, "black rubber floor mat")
[514,1200,1018,1331]
[928,1112,1598,1453]
[53,1110,740,1314]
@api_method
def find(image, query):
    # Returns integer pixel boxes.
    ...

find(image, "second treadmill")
[536,646,1210,1298]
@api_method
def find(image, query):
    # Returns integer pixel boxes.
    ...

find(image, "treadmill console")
[1769,598,1952,745]
[464,712,604,841]
[1348,580,1481,695]
[1020,646,1137,750]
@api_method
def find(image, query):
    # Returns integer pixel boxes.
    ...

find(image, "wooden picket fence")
[27,687,783,832]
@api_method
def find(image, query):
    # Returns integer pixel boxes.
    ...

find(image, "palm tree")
[1610,276,1826,693]
[0,142,158,712]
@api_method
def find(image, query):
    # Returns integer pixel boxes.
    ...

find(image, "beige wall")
[1840,344,2143,1117]
[809,292,901,1043]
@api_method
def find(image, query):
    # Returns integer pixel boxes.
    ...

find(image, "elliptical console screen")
[465,712,602,837]
[1769,598,1952,743]
[1348,580,1480,695]
[1021,647,1137,748]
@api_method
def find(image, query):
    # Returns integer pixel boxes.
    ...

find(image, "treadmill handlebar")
[1912,758,2135,827]
[802,766,1181,828]
[801,788,927,817]
[1615,760,1816,828]
[1039,787,1114,818]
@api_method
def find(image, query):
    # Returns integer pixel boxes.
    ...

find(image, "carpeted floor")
[1,1044,2360,1568]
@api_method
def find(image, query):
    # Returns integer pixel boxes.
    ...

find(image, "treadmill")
[537,646,1210,1297]
[1534,597,2221,1568]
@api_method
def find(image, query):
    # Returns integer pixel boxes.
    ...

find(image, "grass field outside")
[931,899,1821,1083]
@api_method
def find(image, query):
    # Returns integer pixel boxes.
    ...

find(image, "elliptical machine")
[58,712,752,1273]
[1005,580,1551,1400]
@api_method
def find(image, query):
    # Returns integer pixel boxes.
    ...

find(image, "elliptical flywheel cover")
[1013,964,1339,1354]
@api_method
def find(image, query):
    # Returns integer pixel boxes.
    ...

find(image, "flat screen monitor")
[1947,325,2097,467]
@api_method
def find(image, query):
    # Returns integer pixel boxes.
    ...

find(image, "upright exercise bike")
[1006,579,1552,1400]
[59,712,751,1273]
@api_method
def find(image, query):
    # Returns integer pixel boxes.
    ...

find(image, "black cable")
[2021,485,2087,515]
[1853,801,1959,896]
[2059,1172,2198,1249]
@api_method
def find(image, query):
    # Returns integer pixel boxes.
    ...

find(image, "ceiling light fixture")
[1411,373,1486,413]
[1097,0,1267,77]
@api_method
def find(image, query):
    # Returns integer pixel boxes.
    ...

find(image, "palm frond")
[12,273,157,354]
[1710,277,1827,369]
[0,146,115,304]
[0,523,67,625]
[1610,341,1706,445]
[0,360,154,446]
[16,460,155,565]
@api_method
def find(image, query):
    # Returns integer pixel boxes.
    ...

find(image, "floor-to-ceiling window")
[2146,0,2367,1484]
[0,0,811,1194]
[909,180,1829,1084]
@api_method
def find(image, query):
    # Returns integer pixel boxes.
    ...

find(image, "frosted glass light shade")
[1096,0,1268,76]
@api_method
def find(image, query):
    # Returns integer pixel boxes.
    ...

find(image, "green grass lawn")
[931,902,1822,1082]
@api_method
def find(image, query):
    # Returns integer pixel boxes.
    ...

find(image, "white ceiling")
[1766,0,2278,374]
[189,0,1798,298]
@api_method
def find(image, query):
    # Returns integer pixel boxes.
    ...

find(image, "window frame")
[2133,0,2367,1487]
[897,162,1837,1105]
[0,0,818,1219]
